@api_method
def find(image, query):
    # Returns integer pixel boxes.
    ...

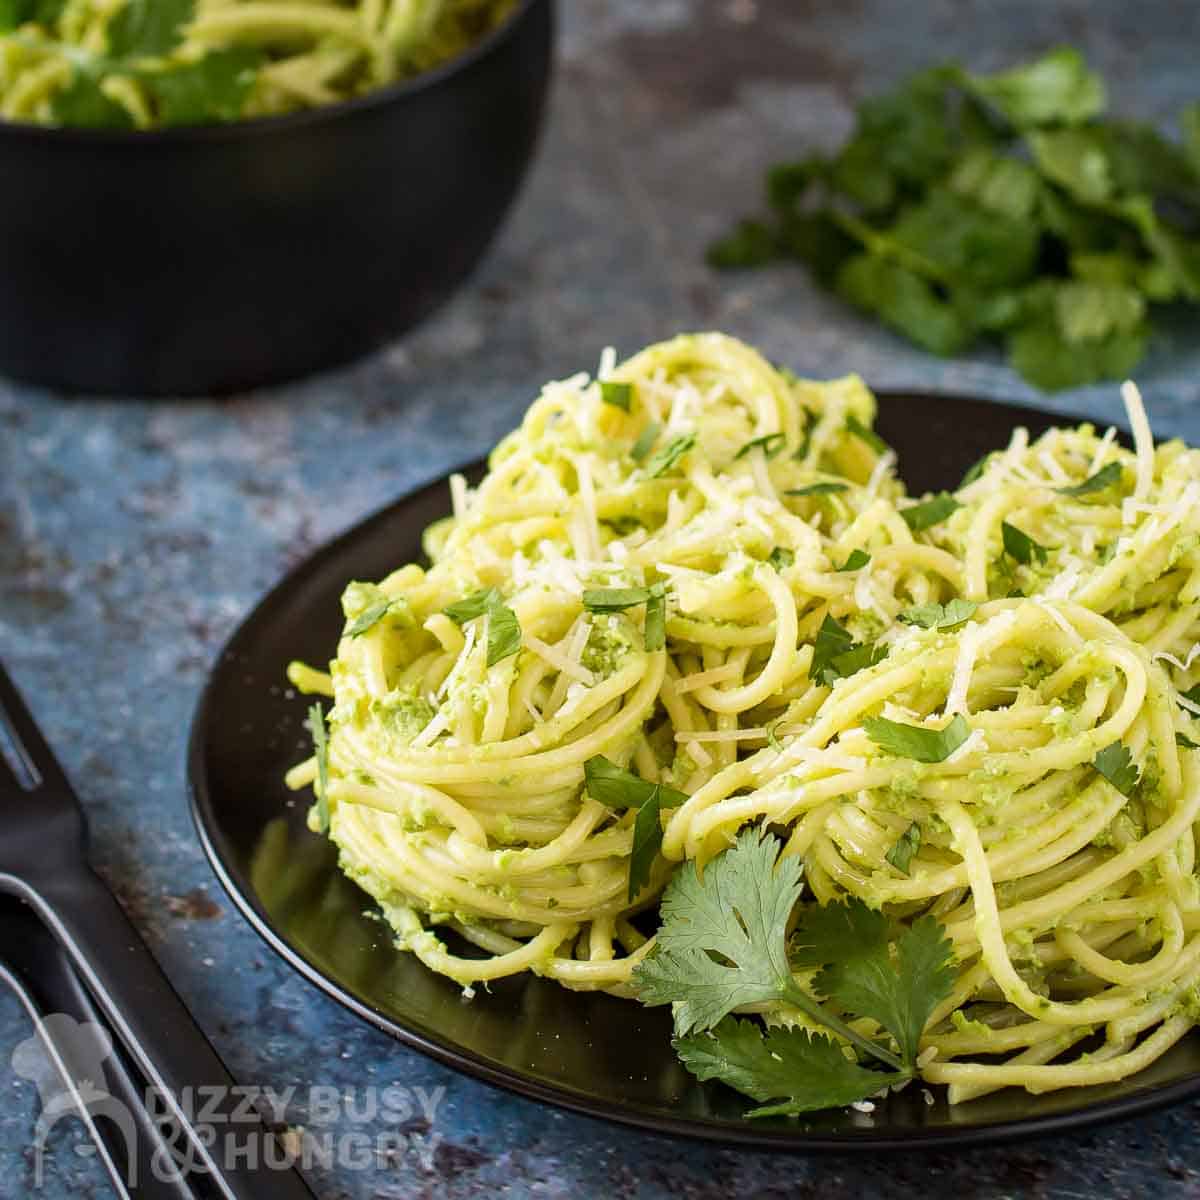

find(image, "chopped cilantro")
[735,432,787,460]
[643,434,697,478]
[1055,461,1124,497]
[899,599,978,630]
[786,481,849,497]
[837,549,871,572]
[582,584,667,652]
[900,492,961,532]
[767,546,794,571]
[443,588,521,667]
[845,414,888,455]
[886,822,922,875]
[600,381,633,411]
[864,713,971,763]
[583,756,686,900]
[1093,741,1140,796]
[1002,520,1049,565]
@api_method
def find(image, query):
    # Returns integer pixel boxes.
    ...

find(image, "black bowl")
[0,0,552,396]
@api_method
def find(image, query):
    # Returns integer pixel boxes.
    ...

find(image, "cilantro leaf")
[674,1019,890,1117]
[1093,741,1140,797]
[2,0,67,30]
[584,755,683,809]
[143,48,262,127]
[1177,732,1199,751]
[442,588,520,667]
[844,414,888,455]
[305,704,330,834]
[107,0,193,57]
[50,70,135,130]
[967,47,1105,130]
[1001,520,1049,565]
[600,381,632,411]
[634,826,803,1034]
[767,546,794,572]
[786,481,848,497]
[584,757,686,900]
[643,434,697,478]
[886,822,922,875]
[443,588,498,624]
[837,254,975,357]
[582,586,656,612]
[864,713,971,763]
[898,599,978,630]
[345,597,413,638]
[809,614,855,682]
[794,902,955,1066]
[959,452,993,488]
[735,432,786,460]
[628,785,670,900]
[583,584,667,652]
[630,422,661,462]
[838,549,871,573]
[829,642,887,680]
[484,600,521,667]
[1007,319,1147,392]
[1055,461,1124,497]
[900,492,961,532]
[634,828,903,1069]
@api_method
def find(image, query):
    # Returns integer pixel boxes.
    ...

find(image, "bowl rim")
[0,0,547,147]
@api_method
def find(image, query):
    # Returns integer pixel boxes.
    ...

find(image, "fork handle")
[0,898,195,1200]
[2,868,316,1200]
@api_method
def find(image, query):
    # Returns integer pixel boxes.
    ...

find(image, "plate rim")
[187,388,1200,1151]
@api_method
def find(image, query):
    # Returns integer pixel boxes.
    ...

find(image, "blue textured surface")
[2,1,1200,1195]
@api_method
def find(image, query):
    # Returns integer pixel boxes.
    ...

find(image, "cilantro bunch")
[633,828,955,1116]
[709,49,1200,390]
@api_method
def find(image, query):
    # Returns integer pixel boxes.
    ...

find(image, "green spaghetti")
[286,332,1200,1110]
[0,0,514,129]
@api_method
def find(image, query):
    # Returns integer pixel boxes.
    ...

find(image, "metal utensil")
[0,894,196,1200]
[0,661,314,1199]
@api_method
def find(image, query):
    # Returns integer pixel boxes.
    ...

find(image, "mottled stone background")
[3,1,1200,1196]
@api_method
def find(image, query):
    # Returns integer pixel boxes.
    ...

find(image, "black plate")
[188,390,1200,1149]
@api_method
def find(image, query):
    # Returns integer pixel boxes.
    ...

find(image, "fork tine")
[0,661,69,793]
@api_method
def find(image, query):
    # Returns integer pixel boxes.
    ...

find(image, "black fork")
[0,661,315,1200]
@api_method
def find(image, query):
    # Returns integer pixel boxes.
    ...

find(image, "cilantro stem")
[779,978,906,1072]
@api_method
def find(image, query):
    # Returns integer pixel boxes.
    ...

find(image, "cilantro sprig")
[634,829,955,1116]
[584,756,686,900]
[708,48,1200,391]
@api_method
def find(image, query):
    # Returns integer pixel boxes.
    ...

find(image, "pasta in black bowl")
[0,0,550,394]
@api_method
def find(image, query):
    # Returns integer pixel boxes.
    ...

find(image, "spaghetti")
[286,332,1200,1102]
[0,0,513,128]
